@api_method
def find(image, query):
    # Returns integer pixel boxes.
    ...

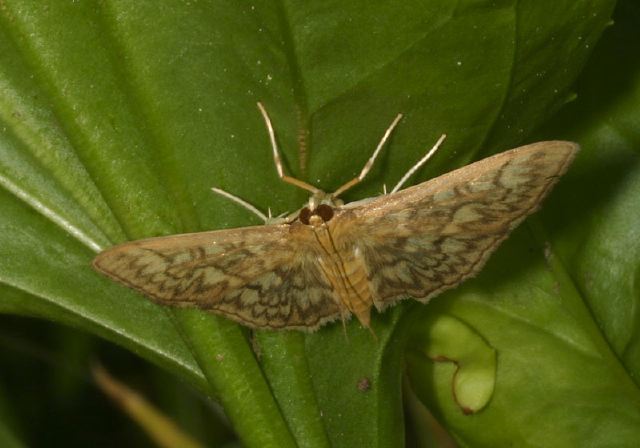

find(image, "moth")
[93,103,578,332]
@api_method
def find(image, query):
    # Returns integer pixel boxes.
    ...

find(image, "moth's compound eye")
[315,204,334,222]
[299,207,312,225]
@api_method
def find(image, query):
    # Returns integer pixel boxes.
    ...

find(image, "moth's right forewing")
[335,141,579,308]
[358,141,579,221]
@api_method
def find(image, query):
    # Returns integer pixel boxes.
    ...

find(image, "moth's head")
[299,203,333,226]
[298,191,343,226]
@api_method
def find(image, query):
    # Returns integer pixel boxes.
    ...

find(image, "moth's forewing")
[93,224,341,330]
[330,141,579,310]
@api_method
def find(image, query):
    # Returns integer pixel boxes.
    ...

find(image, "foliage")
[1,1,639,447]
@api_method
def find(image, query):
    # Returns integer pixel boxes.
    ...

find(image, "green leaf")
[0,381,25,448]
[0,0,631,446]
[0,421,24,448]
[405,1,640,446]
[541,0,640,378]
[408,314,497,415]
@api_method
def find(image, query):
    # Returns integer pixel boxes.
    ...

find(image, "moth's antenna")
[257,102,321,195]
[332,113,403,198]
[211,187,268,222]
[391,134,447,193]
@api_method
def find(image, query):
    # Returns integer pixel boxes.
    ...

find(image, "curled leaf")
[407,313,496,414]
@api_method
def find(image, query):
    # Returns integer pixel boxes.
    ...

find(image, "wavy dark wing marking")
[93,224,341,330]
[334,141,578,309]
[213,257,342,330]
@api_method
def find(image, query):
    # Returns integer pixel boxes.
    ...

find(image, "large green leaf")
[0,380,25,448]
[1,0,633,446]
[407,2,640,446]
[0,421,24,448]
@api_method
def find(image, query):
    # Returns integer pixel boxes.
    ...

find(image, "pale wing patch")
[335,141,578,308]
[93,225,341,330]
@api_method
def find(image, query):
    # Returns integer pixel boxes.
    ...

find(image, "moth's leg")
[257,102,321,195]
[340,313,349,340]
[211,187,268,222]
[391,134,447,193]
[332,113,403,198]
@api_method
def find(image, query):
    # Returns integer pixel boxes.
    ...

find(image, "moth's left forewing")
[93,223,342,331]
[334,141,579,309]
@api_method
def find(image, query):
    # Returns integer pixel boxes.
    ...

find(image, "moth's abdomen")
[341,246,373,326]
[314,235,374,327]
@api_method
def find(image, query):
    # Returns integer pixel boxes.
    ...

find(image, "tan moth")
[93,103,578,331]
